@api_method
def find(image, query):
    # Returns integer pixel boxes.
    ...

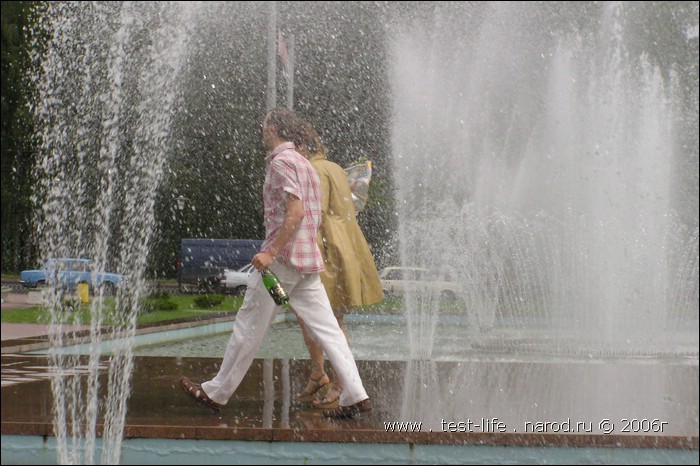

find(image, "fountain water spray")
[391,1,698,359]
[30,2,196,463]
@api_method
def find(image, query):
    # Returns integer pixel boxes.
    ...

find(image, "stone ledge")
[1,421,696,450]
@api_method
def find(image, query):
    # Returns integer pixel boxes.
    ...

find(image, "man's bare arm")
[252,193,304,270]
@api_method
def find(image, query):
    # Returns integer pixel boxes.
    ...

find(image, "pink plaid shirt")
[261,142,324,273]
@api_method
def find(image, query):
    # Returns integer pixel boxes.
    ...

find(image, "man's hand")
[252,251,275,270]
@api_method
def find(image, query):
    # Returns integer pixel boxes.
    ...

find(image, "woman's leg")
[296,318,330,399]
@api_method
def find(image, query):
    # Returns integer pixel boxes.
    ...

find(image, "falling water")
[390,2,699,359]
[23,0,699,458]
[30,2,195,463]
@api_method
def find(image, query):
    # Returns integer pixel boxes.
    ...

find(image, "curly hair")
[264,108,304,142]
[295,119,328,159]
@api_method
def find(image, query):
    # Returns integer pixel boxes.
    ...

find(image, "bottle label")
[270,284,288,305]
[261,269,289,305]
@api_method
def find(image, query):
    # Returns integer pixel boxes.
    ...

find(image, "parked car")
[178,238,262,292]
[378,266,458,300]
[20,258,125,295]
[221,263,256,295]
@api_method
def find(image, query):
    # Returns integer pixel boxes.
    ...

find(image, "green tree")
[1,1,37,272]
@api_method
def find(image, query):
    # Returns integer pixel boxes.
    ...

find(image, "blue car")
[20,258,125,295]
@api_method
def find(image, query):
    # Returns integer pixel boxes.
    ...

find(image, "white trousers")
[202,262,369,407]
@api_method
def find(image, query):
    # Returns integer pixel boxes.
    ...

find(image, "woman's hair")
[295,119,328,159]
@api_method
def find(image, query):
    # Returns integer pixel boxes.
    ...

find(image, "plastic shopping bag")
[344,161,372,212]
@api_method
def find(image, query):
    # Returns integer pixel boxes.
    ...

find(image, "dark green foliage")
[147,290,171,301]
[193,294,225,309]
[1,1,38,272]
[140,291,178,313]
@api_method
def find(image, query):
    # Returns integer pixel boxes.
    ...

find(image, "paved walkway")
[2,354,698,450]
[2,323,64,341]
[0,292,33,309]
[1,293,60,341]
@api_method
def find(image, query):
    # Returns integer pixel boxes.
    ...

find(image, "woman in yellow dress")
[293,121,384,408]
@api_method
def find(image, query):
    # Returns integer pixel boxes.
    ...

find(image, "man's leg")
[201,272,281,405]
[335,313,348,340]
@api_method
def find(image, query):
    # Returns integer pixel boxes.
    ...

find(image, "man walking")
[180,108,371,419]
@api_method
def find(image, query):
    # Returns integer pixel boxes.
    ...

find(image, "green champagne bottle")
[260,268,289,305]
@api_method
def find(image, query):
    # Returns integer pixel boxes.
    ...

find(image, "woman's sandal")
[295,372,331,402]
[180,376,224,411]
[312,382,343,409]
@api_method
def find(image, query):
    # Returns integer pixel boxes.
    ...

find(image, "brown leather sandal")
[323,398,371,419]
[295,372,331,402]
[312,382,343,409]
[180,376,224,411]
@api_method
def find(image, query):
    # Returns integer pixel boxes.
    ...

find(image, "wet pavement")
[1,350,698,450]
